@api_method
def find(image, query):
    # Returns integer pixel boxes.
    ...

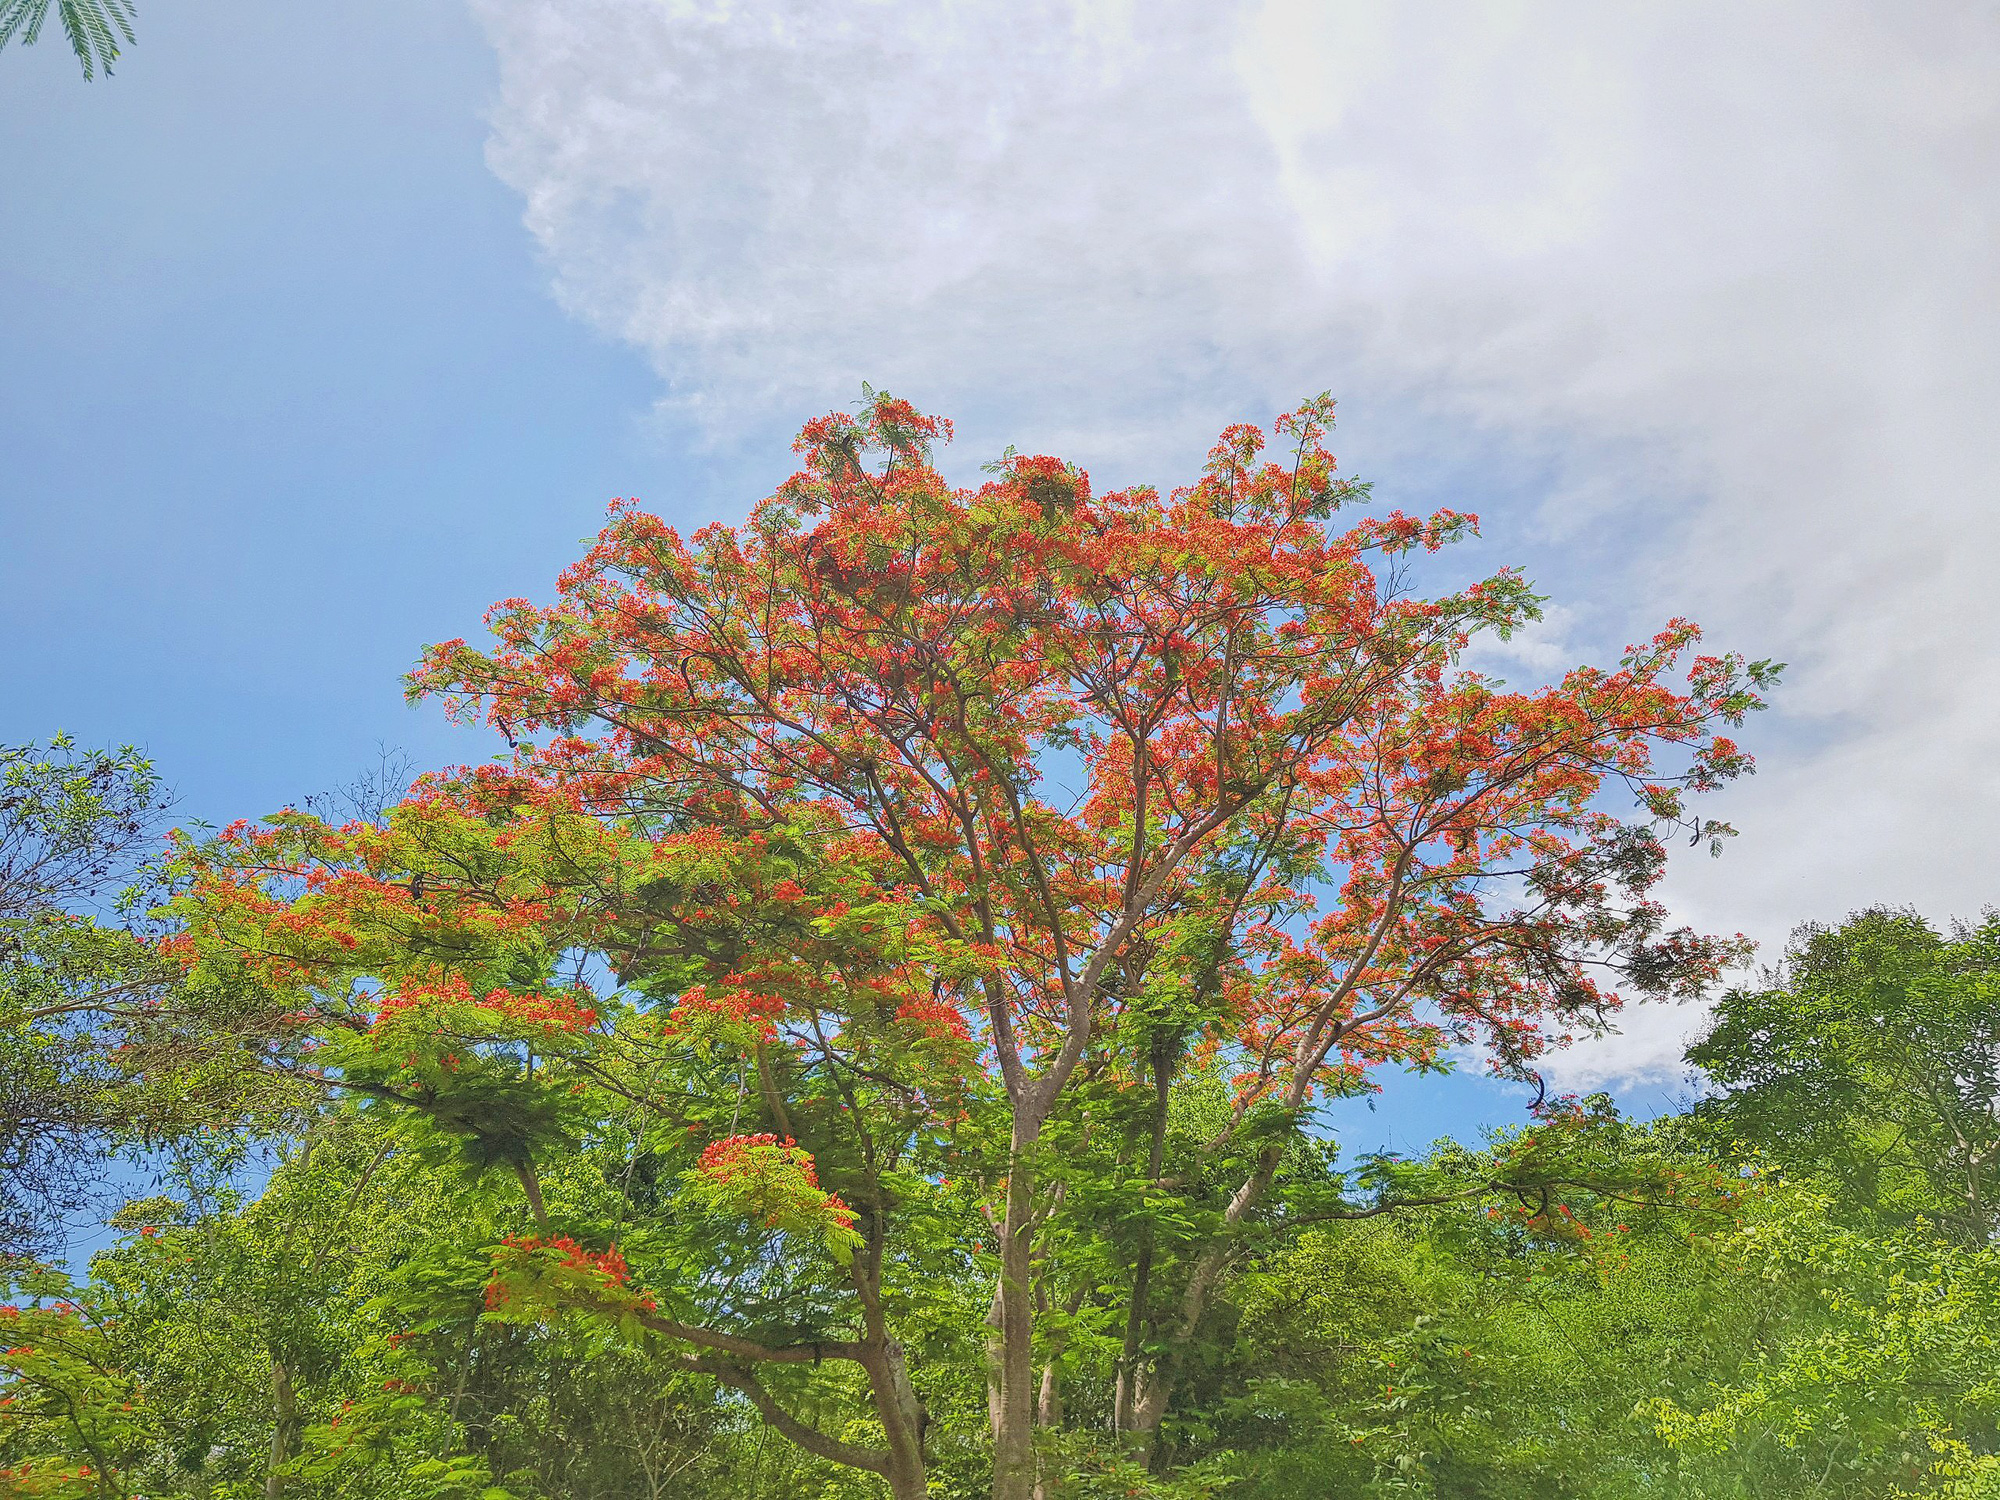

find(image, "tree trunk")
[1036,1358,1062,1430]
[512,1158,550,1229]
[1123,1367,1174,1470]
[990,1131,1042,1500]
[864,1338,931,1500]
[848,1204,931,1500]
[1030,1360,1065,1500]
[1113,1031,1176,1451]
[1112,1241,1153,1441]
[265,1356,298,1497]
[1120,1144,1282,1462]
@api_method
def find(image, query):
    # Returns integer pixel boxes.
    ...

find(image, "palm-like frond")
[0,0,137,80]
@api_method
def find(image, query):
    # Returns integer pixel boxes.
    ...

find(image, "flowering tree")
[167,393,1773,1500]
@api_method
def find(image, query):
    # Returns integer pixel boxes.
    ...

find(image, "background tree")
[0,737,173,1255]
[1218,1117,1786,1499]
[1690,908,2000,1244]
[1,1110,739,1498]
[0,736,310,1261]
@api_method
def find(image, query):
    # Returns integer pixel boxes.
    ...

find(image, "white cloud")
[471,0,2000,1082]
[473,0,1297,447]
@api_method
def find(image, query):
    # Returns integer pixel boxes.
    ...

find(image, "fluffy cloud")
[472,0,2000,1082]
[473,0,1303,447]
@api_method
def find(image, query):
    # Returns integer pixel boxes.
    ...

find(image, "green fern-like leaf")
[0,0,138,80]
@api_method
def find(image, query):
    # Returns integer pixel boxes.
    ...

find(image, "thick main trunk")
[1113,1033,1176,1450]
[990,1131,1042,1500]
[1111,1241,1153,1443]
[265,1357,298,1497]
[864,1339,930,1500]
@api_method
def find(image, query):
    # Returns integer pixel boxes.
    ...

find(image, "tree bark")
[264,1356,298,1497]
[864,1339,931,1500]
[1113,1033,1177,1447]
[511,1158,549,1229]
[990,1127,1043,1500]
[1120,1145,1283,1459]
[848,1195,930,1499]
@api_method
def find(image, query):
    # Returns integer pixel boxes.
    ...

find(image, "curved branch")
[637,1311,870,1367]
[683,1356,891,1475]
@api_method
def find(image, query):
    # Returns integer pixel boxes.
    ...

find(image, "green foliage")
[0,737,173,1254]
[6,748,1997,1495]
[0,738,305,1256]
[1691,908,2000,1243]
[0,735,163,912]
[1643,1192,2000,1495]
[1218,1167,2000,1499]
[1,1113,747,1496]
[0,0,135,79]
[11,1026,2000,1496]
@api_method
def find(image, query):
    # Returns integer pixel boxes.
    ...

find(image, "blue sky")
[6,0,1995,1169]
[3,0,673,820]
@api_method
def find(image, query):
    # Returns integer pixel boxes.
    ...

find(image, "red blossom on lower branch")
[484,1234,655,1317]
[691,1135,861,1257]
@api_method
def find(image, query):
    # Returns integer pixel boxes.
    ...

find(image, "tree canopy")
[12,397,1993,1499]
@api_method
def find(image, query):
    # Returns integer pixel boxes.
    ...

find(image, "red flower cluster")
[696,1134,859,1235]
[894,996,972,1043]
[373,973,598,1035]
[667,984,785,1042]
[484,1234,652,1314]
[698,1133,815,1184]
